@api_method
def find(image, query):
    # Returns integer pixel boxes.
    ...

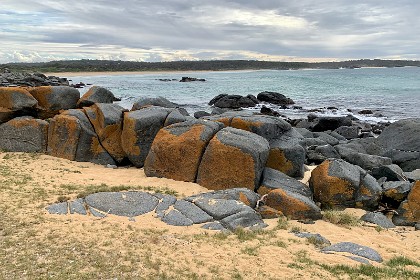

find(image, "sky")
[1,0,419,63]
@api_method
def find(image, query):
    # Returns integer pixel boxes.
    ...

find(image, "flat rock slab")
[346,256,371,265]
[85,191,159,217]
[220,209,268,231]
[201,222,227,231]
[322,242,383,263]
[46,202,68,215]
[294,232,331,246]
[155,194,177,218]
[193,198,251,220]
[174,200,213,224]
[161,209,193,226]
[185,188,260,208]
[361,212,395,229]
[69,199,87,215]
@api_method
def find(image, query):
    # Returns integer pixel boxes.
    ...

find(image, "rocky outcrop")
[209,94,259,109]
[77,86,120,108]
[196,127,270,191]
[0,72,69,87]
[179,77,206,82]
[131,96,180,111]
[309,159,382,210]
[392,181,420,226]
[0,116,48,153]
[257,91,294,105]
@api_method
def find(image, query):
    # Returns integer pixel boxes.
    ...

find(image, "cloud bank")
[1,0,419,63]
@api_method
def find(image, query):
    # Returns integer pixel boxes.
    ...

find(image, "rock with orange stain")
[310,159,382,210]
[257,205,284,219]
[258,167,312,197]
[29,86,79,118]
[230,115,291,140]
[121,106,174,167]
[164,109,188,126]
[0,107,15,124]
[144,119,224,182]
[267,138,306,178]
[77,86,119,108]
[0,116,48,152]
[131,96,179,111]
[84,103,127,163]
[47,109,115,165]
[0,87,38,110]
[265,188,322,220]
[196,127,269,191]
[393,181,420,226]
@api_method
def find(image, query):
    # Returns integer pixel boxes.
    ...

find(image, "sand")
[0,152,419,279]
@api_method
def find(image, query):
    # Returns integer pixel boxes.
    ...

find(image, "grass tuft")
[322,210,360,227]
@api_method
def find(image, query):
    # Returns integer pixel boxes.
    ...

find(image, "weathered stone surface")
[257,205,284,219]
[309,159,382,210]
[164,109,188,126]
[69,198,87,215]
[405,169,420,182]
[393,181,420,226]
[230,115,291,141]
[144,120,223,182]
[376,118,420,171]
[201,222,227,231]
[307,144,341,164]
[0,87,38,110]
[267,139,306,178]
[382,181,412,205]
[265,189,322,220]
[48,109,116,165]
[155,194,177,218]
[294,232,331,246]
[185,188,260,208]
[322,242,383,263]
[0,107,15,124]
[313,132,340,146]
[132,96,179,110]
[361,212,395,229]
[341,152,392,171]
[77,86,118,107]
[257,91,294,105]
[193,198,251,220]
[46,202,68,215]
[84,103,127,163]
[371,164,407,181]
[161,209,193,226]
[415,223,420,230]
[258,168,312,197]
[212,95,258,109]
[196,127,269,190]
[312,116,353,132]
[121,107,172,167]
[29,86,80,117]
[174,200,213,224]
[220,209,267,230]
[89,207,106,218]
[0,117,48,152]
[334,126,360,139]
[85,191,159,217]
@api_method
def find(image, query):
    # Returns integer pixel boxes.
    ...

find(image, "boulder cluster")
[0,70,70,87]
[1,83,419,229]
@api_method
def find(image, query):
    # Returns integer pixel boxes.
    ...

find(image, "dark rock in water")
[46,202,68,215]
[257,91,295,105]
[258,167,312,198]
[361,212,395,229]
[246,94,259,104]
[392,181,420,226]
[209,94,228,106]
[294,232,331,246]
[194,111,211,118]
[371,164,407,181]
[85,191,159,217]
[312,116,352,132]
[213,94,258,109]
[179,77,206,82]
[260,106,280,117]
[358,109,374,114]
[185,188,260,208]
[382,181,413,206]
[77,86,119,108]
[131,97,179,110]
[322,242,383,263]
[376,118,420,171]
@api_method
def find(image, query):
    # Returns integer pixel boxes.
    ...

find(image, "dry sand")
[0,152,419,279]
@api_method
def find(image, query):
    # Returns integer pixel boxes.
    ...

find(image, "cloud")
[0,0,419,63]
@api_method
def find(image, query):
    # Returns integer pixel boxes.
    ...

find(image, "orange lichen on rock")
[230,117,263,132]
[400,181,420,223]
[28,86,53,108]
[266,148,294,175]
[197,136,256,190]
[145,124,207,182]
[238,192,251,206]
[0,87,37,110]
[121,112,141,156]
[47,115,80,160]
[257,205,284,219]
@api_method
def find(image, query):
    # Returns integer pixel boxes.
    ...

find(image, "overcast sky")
[1,0,419,63]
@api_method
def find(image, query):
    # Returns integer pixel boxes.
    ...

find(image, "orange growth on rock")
[231,118,263,132]
[47,115,80,160]
[121,113,141,156]
[266,148,294,175]
[28,86,53,108]
[265,189,312,220]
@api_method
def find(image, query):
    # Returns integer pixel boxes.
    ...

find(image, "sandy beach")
[1,151,419,279]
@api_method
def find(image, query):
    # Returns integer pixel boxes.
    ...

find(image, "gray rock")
[334,126,360,139]
[29,86,80,116]
[327,130,348,141]
[77,86,119,107]
[372,164,407,181]
[155,195,177,218]
[185,188,260,208]
[346,256,371,265]
[230,115,291,141]
[220,209,267,230]
[294,232,331,246]
[312,116,353,132]
[46,202,68,215]
[257,91,294,105]
[259,167,312,198]
[89,206,107,218]
[174,200,213,224]
[161,209,193,226]
[299,137,328,148]
[382,181,412,204]
[131,96,179,110]
[313,132,340,146]
[85,191,159,217]
[164,109,188,126]
[69,199,87,215]
[193,198,250,220]
[194,111,211,119]
[201,222,227,231]
[0,87,38,110]
[415,223,420,230]
[307,144,341,164]
[361,212,395,229]
[322,242,383,263]
[213,95,258,109]
[341,152,392,171]
[405,169,420,182]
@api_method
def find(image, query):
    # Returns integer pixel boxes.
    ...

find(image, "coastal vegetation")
[1,59,420,73]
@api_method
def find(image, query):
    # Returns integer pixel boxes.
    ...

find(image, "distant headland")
[1,59,420,73]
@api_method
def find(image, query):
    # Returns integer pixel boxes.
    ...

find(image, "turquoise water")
[71,67,420,123]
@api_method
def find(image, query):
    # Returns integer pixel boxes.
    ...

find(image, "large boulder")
[392,181,420,226]
[131,96,179,110]
[77,86,119,108]
[311,116,352,132]
[196,127,269,191]
[267,138,306,178]
[121,107,172,167]
[258,168,312,197]
[340,152,392,171]
[47,109,115,165]
[265,189,322,220]
[309,159,382,210]
[28,86,80,118]
[144,120,224,182]
[0,87,38,110]
[84,103,127,163]
[212,95,258,109]
[230,115,291,141]
[0,116,48,152]
[376,119,420,171]
[371,164,407,181]
[257,91,294,105]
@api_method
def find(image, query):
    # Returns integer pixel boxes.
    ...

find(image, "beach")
[1,151,419,279]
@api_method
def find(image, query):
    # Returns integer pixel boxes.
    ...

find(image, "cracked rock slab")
[322,242,383,263]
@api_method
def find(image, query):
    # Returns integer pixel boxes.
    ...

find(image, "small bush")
[323,210,360,227]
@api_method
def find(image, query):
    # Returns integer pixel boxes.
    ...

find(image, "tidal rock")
[212,95,258,109]
[29,86,80,117]
[334,126,360,139]
[0,117,48,153]
[131,96,179,110]
[312,116,352,132]
[196,127,269,191]
[257,91,294,105]
[340,152,392,171]
[361,212,395,229]
[144,120,223,182]
[392,181,420,226]
[77,86,119,108]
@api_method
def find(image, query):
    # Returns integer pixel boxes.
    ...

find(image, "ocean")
[70,67,420,123]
